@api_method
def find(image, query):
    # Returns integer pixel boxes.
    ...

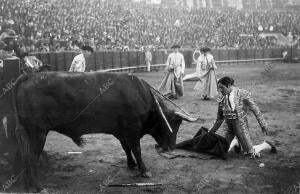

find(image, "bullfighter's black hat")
[171,44,181,49]
[81,45,94,53]
[200,47,211,53]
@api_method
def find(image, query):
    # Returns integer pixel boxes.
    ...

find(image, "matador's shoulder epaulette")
[238,88,251,100]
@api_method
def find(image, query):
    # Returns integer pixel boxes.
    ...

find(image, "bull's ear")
[174,111,199,122]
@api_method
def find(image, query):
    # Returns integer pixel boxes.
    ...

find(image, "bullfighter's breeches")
[224,117,254,154]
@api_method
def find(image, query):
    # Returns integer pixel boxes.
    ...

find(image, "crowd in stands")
[0,0,299,52]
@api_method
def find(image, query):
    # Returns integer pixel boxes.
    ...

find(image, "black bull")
[10,72,197,192]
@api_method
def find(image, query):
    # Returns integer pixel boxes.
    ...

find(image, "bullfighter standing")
[158,44,185,99]
[194,47,218,100]
[69,45,94,72]
[209,76,276,158]
[145,46,152,72]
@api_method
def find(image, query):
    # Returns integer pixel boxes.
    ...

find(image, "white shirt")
[69,53,86,72]
[166,52,185,77]
[227,87,236,111]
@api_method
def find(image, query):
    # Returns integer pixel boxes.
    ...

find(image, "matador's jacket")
[210,87,267,154]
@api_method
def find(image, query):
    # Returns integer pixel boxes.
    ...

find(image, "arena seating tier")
[0,0,299,52]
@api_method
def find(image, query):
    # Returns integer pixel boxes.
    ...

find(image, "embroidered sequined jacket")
[210,88,267,133]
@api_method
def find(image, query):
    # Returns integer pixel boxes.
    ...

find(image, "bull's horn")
[175,111,199,122]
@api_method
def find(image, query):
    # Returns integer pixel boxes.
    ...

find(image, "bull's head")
[150,95,198,152]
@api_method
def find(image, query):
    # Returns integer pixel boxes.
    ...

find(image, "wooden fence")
[30,48,288,72]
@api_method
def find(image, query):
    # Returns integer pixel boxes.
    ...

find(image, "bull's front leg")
[132,142,152,178]
[119,139,136,169]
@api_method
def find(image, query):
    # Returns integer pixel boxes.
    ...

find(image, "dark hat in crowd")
[0,29,17,40]
[0,29,18,45]
[171,44,181,49]
[200,47,211,53]
[5,29,17,37]
[81,45,94,53]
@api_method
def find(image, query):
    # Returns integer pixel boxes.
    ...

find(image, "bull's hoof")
[128,161,137,169]
[141,171,152,178]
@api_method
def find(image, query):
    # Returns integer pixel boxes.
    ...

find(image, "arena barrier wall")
[29,47,289,72]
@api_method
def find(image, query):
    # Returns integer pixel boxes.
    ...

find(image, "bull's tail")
[12,74,31,167]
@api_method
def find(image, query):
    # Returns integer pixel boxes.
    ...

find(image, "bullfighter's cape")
[175,127,229,159]
[158,71,183,97]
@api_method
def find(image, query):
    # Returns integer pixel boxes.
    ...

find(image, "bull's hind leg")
[118,139,136,169]
[132,141,152,178]
[15,124,37,192]
[15,125,47,193]
[28,130,48,192]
